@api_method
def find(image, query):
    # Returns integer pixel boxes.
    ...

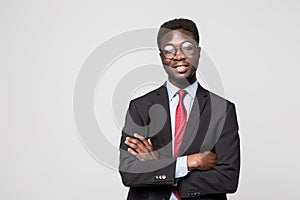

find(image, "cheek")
[161,57,171,66]
[188,56,199,67]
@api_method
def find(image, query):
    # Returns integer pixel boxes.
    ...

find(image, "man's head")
[157,18,199,48]
[157,18,201,88]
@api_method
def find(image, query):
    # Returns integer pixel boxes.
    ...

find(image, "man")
[119,18,240,200]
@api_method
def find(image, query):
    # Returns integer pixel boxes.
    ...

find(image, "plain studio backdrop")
[1,0,299,199]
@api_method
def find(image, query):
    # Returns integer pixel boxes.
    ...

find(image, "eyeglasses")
[160,41,199,59]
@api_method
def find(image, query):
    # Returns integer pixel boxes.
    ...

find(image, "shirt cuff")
[175,156,189,178]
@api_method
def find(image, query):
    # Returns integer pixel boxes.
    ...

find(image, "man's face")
[159,29,200,87]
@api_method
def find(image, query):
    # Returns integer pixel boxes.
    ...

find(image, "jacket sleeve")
[119,100,177,187]
[178,102,241,198]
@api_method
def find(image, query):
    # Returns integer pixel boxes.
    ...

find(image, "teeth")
[176,66,187,73]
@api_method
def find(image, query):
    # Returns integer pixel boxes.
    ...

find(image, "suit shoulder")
[130,85,166,105]
[207,90,236,108]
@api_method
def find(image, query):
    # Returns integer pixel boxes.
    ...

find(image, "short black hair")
[157,18,199,48]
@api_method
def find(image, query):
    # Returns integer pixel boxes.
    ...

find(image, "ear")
[197,46,201,58]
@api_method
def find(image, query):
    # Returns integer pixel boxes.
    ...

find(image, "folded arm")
[178,102,240,198]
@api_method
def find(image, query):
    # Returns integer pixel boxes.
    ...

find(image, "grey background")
[1,0,300,199]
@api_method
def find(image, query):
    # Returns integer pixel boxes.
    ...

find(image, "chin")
[171,76,192,85]
[176,72,194,80]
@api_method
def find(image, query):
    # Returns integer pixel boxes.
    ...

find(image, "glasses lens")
[163,45,175,58]
[181,42,195,56]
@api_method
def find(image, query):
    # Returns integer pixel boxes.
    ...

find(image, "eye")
[182,42,194,52]
[163,45,175,54]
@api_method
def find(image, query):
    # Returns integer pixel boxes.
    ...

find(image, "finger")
[126,137,141,145]
[201,151,209,157]
[126,137,148,154]
[134,133,151,148]
[210,160,217,166]
[126,137,143,149]
[147,139,159,158]
[210,154,217,161]
[128,148,147,161]
[211,152,217,158]
[203,151,216,159]
[147,139,156,152]
[125,140,137,149]
[134,133,146,141]
[127,148,138,156]
[134,133,154,151]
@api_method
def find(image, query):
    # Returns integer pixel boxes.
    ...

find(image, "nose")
[173,48,185,60]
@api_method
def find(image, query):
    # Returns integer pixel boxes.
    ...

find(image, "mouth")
[173,64,189,73]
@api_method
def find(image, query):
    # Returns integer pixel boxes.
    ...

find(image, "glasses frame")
[160,41,200,59]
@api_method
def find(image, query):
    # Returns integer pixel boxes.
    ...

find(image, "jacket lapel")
[151,84,173,158]
[151,83,209,158]
[178,84,209,156]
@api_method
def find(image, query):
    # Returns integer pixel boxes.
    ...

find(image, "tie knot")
[177,90,187,101]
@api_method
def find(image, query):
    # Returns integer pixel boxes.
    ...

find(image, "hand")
[187,151,217,171]
[125,133,159,161]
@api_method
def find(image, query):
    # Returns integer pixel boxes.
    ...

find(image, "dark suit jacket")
[119,83,240,200]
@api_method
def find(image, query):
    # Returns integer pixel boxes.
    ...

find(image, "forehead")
[160,29,196,46]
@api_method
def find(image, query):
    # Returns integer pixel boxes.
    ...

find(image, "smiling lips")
[173,64,189,73]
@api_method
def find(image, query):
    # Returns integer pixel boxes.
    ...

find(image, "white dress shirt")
[166,80,198,200]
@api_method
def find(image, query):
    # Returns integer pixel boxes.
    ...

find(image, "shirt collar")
[166,80,198,101]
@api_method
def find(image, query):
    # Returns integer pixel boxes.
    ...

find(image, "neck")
[169,77,196,89]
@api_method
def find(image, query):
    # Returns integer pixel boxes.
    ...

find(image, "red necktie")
[172,90,187,200]
[174,90,187,158]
